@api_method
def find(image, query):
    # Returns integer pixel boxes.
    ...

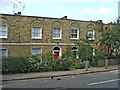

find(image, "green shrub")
[90,50,106,67]
[2,56,31,74]
[41,65,53,72]
[72,62,85,69]
[90,60,98,67]
[29,54,42,72]
[52,58,73,71]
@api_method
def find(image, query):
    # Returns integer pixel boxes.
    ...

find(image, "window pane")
[2,31,7,36]
[0,25,7,38]
[32,48,41,55]
[53,28,61,38]
[75,29,77,33]
[2,25,7,31]
[32,27,41,38]
[71,29,78,39]
[88,30,94,40]
[53,33,56,37]
[71,34,77,38]
[0,49,7,57]
[71,29,77,33]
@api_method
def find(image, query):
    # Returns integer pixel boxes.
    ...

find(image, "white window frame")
[0,25,8,38]
[32,27,42,39]
[32,48,42,55]
[71,28,79,40]
[0,48,8,57]
[53,28,62,39]
[93,48,95,56]
[88,29,95,40]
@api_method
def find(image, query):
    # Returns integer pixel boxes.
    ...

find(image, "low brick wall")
[98,60,105,67]
[98,59,120,67]
[109,59,120,65]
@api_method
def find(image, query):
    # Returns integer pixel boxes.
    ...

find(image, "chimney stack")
[61,16,67,19]
[14,12,21,15]
[97,20,102,23]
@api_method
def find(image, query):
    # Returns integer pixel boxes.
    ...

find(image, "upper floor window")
[0,25,7,38]
[53,28,62,39]
[32,48,42,55]
[32,27,42,39]
[88,30,95,40]
[71,29,79,40]
[0,48,8,57]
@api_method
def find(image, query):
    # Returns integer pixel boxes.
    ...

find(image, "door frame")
[53,46,62,59]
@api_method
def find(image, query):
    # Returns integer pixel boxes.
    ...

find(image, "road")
[2,70,120,89]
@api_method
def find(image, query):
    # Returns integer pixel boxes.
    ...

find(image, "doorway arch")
[72,46,78,58]
[53,46,62,59]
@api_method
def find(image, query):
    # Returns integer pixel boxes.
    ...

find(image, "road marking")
[87,79,120,86]
[110,70,120,72]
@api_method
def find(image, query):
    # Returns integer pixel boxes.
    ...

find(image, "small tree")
[77,44,93,62]
[76,39,94,63]
[99,18,120,56]
[62,46,74,60]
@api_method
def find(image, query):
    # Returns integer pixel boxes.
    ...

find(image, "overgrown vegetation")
[2,46,74,74]
[99,17,120,56]
[71,62,85,69]
[2,56,31,74]
[90,50,107,67]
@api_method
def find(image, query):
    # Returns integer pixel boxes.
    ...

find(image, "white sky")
[0,0,120,23]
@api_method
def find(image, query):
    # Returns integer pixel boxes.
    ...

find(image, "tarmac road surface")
[2,70,120,89]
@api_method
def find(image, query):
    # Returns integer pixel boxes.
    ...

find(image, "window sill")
[88,39,95,41]
[53,38,62,40]
[0,37,7,39]
[32,38,42,40]
[71,38,79,40]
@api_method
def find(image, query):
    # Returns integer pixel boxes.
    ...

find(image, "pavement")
[2,65,120,81]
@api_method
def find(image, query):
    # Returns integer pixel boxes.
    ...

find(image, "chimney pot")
[17,12,21,15]
[62,16,67,19]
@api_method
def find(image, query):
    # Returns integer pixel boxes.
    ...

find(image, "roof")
[0,13,97,23]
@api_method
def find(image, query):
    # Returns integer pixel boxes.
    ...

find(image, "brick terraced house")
[0,12,107,59]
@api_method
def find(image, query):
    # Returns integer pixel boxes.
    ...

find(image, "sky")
[0,0,120,24]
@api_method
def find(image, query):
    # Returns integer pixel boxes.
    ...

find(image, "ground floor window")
[32,48,42,55]
[93,48,95,56]
[0,48,7,57]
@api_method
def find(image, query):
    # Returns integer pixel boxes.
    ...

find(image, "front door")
[54,52,59,59]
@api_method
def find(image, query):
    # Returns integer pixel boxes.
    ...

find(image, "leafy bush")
[77,45,94,63]
[29,54,42,72]
[51,58,73,71]
[90,60,98,67]
[41,65,53,72]
[90,50,106,67]
[94,50,106,61]
[2,56,31,74]
[72,62,85,69]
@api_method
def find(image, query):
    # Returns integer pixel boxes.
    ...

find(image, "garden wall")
[98,59,120,67]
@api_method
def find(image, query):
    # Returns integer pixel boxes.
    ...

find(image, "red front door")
[54,52,59,59]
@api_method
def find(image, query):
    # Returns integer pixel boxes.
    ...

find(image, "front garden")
[3,45,119,74]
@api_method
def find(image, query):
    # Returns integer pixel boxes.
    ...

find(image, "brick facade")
[0,13,105,57]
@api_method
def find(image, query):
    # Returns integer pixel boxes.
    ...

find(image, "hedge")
[2,56,31,74]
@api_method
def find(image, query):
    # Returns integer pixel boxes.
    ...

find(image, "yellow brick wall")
[0,14,102,56]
